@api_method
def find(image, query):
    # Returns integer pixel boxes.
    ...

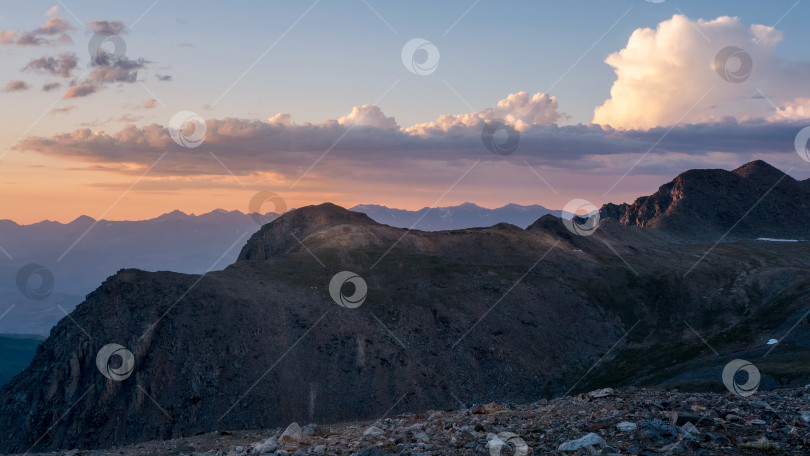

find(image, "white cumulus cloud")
[593,15,810,129]
[338,105,399,130]
[407,91,562,135]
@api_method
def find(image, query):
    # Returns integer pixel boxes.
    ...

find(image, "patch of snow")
[756,238,799,242]
[767,338,778,345]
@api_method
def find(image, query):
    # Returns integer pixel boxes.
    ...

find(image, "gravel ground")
[12,386,810,456]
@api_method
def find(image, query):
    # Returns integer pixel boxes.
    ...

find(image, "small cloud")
[126,98,158,110]
[50,105,77,115]
[56,33,73,45]
[42,82,62,91]
[0,15,74,47]
[35,16,73,35]
[63,83,99,99]
[87,20,126,35]
[4,80,30,92]
[117,113,142,123]
[44,6,59,17]
[0,30,16,44]
[15,32,42,46]
[155,74,172,81]
[87,58,147,84]
[22,53,78,78]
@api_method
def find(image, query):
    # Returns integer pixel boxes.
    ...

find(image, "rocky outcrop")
[600,160,810,241]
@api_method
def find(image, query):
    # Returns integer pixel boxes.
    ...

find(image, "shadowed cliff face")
[2,164,810,453]
[601,160,810,241]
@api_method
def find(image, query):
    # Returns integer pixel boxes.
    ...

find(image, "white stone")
[681,422,700,435]
[557,432,606,451]
[279,422,302,443]
[616,421,637,432]
[587,388,614,398]
[252,436,277,453]
[363,425,384,436]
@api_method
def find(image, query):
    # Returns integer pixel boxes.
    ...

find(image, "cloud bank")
[14,94,808,182]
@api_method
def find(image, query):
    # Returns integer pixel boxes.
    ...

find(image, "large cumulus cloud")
[593,15,810,129]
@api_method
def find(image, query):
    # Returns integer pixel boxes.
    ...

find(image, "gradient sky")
[1,0,809,223]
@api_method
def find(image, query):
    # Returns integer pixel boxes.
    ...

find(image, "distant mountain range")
[0,203,550,336]
[350,202,556,231]
[0,209,265,335]
[1,161,809,453]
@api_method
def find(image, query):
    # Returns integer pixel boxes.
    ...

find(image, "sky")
[1,0,809,223]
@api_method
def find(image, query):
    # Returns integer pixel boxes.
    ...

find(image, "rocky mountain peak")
[237,203,379,261]
[731,159,792,182]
